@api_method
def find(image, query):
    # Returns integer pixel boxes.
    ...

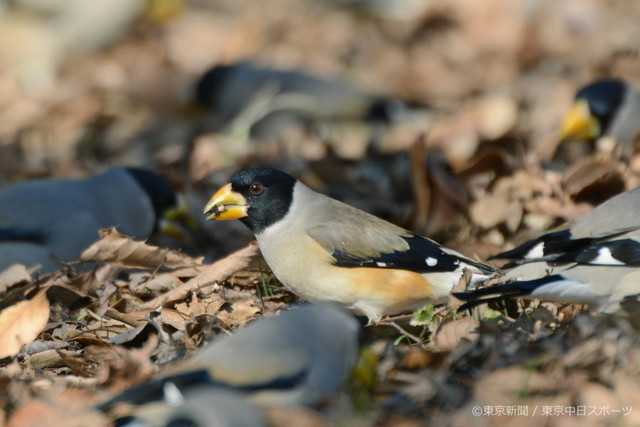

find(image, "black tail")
[453,274,565,311]
[490,228,638,266]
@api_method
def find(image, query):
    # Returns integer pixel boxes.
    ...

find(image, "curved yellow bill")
[559,99,600,141]
[203,183,249,220]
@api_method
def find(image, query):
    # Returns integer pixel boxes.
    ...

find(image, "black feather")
[333,234,494,273]
[453,274,565,311]
[0,227,45,243]
[554,238,640,266]
[97,366,309,412]
[576,79,627,134]
[490,228,636,265]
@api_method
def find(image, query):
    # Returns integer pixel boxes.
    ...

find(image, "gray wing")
[306,211,492,273]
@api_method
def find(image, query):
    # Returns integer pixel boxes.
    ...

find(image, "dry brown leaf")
[57,349,96,377]
[27,349,66,370]
[46,284,92,311]
[174,293,207,318]
[205,294,225,315]
[96,280,117,317]
[216,301,260,327]
[78,228,203,269]
[473,366,562,406]
[402,348,439,369]
[160,307,191,331]
[469,192,509,229]
[88,336,158,392]
[86,319,131,339]
[505,200,523,232]
[563,158,625,205]
[430,316,479,352]
[142,242,259,309]
[7,398,110,427]
[472,95,518,140]
[534,197,593,222]
[448,269,472,313]
[0,264,32,295]
[129,273,183,297]
[104,308,147,328]
[0,287,50,359]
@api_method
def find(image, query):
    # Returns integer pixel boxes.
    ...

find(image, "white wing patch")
[591,247,627,265]
[525,242,545,259]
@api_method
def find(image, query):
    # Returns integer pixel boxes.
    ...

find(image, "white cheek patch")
[425,257,438,267]
[376,262,387,267]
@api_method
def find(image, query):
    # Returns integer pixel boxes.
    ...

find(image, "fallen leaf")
[0,287,50,359]
[57,350,96,377]
[174,293,207,318]
[7,394,109,427]
[505,200,523,232]
[472,95,518,140]
[108,322,158,349]
[216,301,260,327]
[159,307,191,331]
[469,192,509,229]
[78,228,203,269]
[205,294,225,315]
[142,242,259,309]
[0,264,32,295]
[45,284,92,311]
[129,273,183,297]
[92,336,157,390]
[27,349,66,370]
[431,316,480,352]
[534,197,593,222]
[563,158,625,205]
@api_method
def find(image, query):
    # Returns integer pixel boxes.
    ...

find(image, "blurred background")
[3,1,640,425]
[2,0,640,261]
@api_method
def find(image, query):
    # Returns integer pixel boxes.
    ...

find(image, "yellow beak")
[559,99,601,141]
[160,195,197,241]
[203,183,249,220]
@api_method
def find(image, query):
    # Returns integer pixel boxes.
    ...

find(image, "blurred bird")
[0,167,192,273]
[203,168,495,323]
[0,0,149,90]
[122,387,268,427]
[193,60,427,139]
[488,185,640,267]
[455,186,640,312]
[560,79,640,154]
[97,304,361,412]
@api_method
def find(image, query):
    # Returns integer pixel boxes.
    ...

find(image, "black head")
[576,79,627,134]
[194,64,237,107]
[229,168,296,234]
[126,168,178,222]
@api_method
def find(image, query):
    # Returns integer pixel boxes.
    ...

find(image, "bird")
[455,186,640,313]
[0,167,192,273]
[203,168,496,323]
[488,185,640,267]
[158,387,268,427]
[454,230,640,313]
[97,303,361,412]
[193,60,425,139]
[559,79,640,154]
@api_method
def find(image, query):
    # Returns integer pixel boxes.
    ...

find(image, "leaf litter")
[2,0,640,425]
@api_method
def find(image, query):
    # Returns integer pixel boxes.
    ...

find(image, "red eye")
[249,183,263,195]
